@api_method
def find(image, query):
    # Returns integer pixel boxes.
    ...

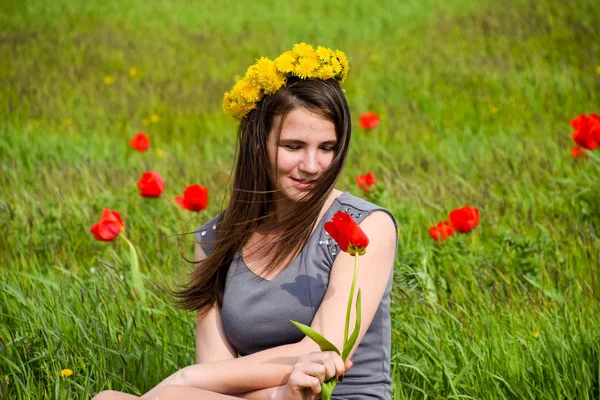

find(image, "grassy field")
[1,0,600,398]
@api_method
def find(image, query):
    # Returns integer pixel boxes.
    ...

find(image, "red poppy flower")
[428,221,454,241]
[359,112,380,130]
[90,209,125,241]
[355,171,378,193]
[137,171,165,198]
[324,211,369,256]
[571,114,600,150]
[130,132,150,152]
[175,184,209,211]
[449,206,480,233]
[571,146,588,159]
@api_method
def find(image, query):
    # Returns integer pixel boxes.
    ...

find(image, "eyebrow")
[279,139,337,146]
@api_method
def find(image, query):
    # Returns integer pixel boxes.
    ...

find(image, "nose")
[299,150,320,175]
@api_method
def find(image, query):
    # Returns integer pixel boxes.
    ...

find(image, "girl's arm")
[174,211,397,395]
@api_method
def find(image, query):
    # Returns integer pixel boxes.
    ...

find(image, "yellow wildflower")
[293,43,314,58]
[63,118,73,126]
[275,51,297,73]
[142,119,149,126]
[129,67,138,77]
[317,65,336,80]
[295,55,319,79]
[104,76,114,85]
[490,106,498,114]
[60,369,73,378]
[255,58,286,93]
[532,331,539,338]
[316,46,332,62]
[335,50,349,83]
[150,114,160,123]
[596,66,600,75]
[117,333,123,342]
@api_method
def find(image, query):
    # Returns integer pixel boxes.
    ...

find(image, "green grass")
[1,0,600,398]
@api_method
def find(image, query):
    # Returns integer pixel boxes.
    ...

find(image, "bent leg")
[144,385,242,400]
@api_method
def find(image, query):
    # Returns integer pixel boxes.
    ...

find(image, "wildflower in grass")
[156,148,166,158]
[533,331,539,338]
[175,184,209,212]
[129,67,138,77]
[117,333,123,342]
[292,211,369,399]
[355,171,378,193]
[429,221,454,241]
[449,206,480,233]
[90,209,125,242]
[359,112,380,130]
[130,132,150,152]
[104,76,115,85]
[142,119,149,126]
[490,106,498,114]
[571,113,600,150]
[571,146,588,159]
[137,171,165,198]
[60,369,73,378]
[63,118,73,126]
[150,114,160,123]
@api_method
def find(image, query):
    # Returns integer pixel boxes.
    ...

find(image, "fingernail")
[338,374,344,382]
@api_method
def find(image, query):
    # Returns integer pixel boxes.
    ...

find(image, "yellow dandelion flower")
[397,228,401,236]
[316,46,332,62]
[117,333,123,342]
[532,331,539,338]
[150,114,160,123]
[104,76,114,85]
[330,57,341,74]
[293,43,314,58]
[232,78,261,103]
[490,106,498,114]
[60,369,73,378]
[253,58,285,93]
[155,148,165,158]
[275,51,298,74]
[142,119,149,126]
[335,50,349,83]
[295,56,319,79]
[317,65,336,80]
[63,118,73,126]
[129,67,138,77]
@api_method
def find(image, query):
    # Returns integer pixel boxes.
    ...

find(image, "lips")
[291,177,317,189]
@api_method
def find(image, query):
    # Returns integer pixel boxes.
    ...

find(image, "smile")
[291,178,317,190]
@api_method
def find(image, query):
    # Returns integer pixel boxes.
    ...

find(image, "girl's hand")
[273,352,352,400]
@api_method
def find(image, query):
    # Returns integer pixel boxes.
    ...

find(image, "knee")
[92,390,138,400]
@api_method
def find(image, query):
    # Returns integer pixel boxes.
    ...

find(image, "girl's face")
[267,108,337,202]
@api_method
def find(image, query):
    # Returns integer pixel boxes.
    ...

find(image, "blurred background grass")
[1,0,599,398]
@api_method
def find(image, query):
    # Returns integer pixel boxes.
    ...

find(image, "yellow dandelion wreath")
[223,43,349,120]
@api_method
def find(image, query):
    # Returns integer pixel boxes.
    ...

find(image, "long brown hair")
[174,77,351,315]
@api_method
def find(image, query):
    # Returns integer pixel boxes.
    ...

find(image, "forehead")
[278,108,337,142]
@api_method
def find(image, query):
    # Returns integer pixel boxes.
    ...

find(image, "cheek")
[276,149,298,174]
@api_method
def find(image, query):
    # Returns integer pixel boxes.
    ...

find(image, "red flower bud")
[90,209,125,241]
[175,184,209,211]
[428,221,454,241]
[359,112,380,130]
[571,146,588,159]
[449,206,480,233]
[137,171,165,198]
[324,211,369,256]
[355,171,378,193]
[130,132,150,152]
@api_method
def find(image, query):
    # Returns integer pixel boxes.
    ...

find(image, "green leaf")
[342,289,361,360]
[290,320,340,354]
[321,377,337,400]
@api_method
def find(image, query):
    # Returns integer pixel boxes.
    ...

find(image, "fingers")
[297,351,349,381]
[288,367,323,396]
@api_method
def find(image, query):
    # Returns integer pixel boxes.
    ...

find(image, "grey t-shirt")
[195,192,397,399]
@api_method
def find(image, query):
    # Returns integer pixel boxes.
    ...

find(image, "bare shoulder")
[358,210,397,255]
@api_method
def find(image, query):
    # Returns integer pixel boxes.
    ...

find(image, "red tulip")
[324,211,369,256]
[130,132,150,152]
[137,171,165,198]
[428,221,454,241]
[359,112,380,130]
[90,209,125,241]
[355,171,378,193]
[175,184,209,211]
[449,206,480,233]
[571,146,588,159]
[571,114,600,150]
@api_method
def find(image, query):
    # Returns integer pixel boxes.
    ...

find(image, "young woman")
[93,44,397,400]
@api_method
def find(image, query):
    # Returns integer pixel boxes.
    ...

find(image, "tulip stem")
[120,234,146,301]
[343,252,360,356]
